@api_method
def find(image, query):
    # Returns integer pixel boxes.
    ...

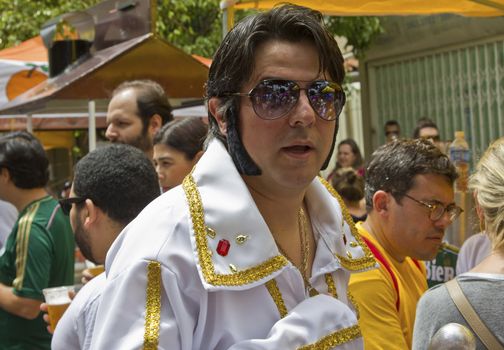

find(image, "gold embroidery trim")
[183,174,288,286]
[13,203,39,290]
[265,279,287,318]
[298,324,361,350]
[325,273,338,298]
[143,261,161,350]
[347,289,360,320]
[318,177,376,271]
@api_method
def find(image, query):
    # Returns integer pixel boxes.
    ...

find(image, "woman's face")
[153,144,198,192]
[337,144,356,168]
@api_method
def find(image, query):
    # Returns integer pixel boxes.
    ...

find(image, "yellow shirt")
[349,222,427,350]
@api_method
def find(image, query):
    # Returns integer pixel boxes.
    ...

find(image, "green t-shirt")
[0,196,75,350]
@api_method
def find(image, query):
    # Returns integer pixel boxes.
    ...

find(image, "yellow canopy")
[227,0,504,16]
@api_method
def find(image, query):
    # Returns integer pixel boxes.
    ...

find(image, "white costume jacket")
[91,140,376,350]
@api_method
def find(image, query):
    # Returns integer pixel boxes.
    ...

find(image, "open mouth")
[283,145,313,153]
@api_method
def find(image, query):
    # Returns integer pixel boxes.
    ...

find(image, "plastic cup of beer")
[42,286,73,330]
[87,265,105,277]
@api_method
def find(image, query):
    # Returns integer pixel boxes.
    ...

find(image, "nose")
[105,124,117,141]
[434,210,454,230]
[288,89,316,127]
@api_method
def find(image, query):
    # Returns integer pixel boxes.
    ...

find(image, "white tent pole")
[26,114,33,133]
[220,0,237,38]
[88,100,96,152]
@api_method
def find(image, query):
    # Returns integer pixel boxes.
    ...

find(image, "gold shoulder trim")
[183,174,288,286]
[13,203,39,290]
[324,273,338,298]
[143,261,161,350]
[265,279,287,318]
[298,324,361,350]
[318,177,375,271]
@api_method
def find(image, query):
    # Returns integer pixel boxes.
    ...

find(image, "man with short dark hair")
[91,4,374,349]
[49,144,160,350]
[349,138,460,350]
[384,120,400,143]
[0,131,75,349]
[412,117,443,149]
[105,79,173,159]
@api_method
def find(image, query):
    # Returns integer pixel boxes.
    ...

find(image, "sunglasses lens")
[308,81,345,121]
[250,80,298,119]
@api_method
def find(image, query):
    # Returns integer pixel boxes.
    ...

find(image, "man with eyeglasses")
[348,138,460,350]
[384,120,401,143]
[91,4,374,349]
[413,117,444,151]
[0,131,75,350]
[45,144,160,350]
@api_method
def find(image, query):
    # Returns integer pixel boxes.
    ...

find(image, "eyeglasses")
[403,193,463,221]
[420,135,441,142]
[226,79,346,121]
[59,197,86,215]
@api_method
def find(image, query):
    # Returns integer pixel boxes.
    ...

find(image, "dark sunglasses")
[227,79,346,121]
[420,135,441,142]
[59,197,86,215]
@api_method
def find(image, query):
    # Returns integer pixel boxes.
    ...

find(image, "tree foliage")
[0,0,382,59]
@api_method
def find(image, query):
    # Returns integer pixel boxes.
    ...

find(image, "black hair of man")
[112,80,173,131]
[0,131,49,188]
[206,4,345,175]
[364,138,457,211]
[72,144,160,226]
[384,120,400,132]
[412,117,438,139]
[153,118,208,160]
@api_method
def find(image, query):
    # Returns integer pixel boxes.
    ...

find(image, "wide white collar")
[183,139,374,291]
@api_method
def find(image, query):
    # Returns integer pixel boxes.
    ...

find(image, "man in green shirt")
[0,131,75,349]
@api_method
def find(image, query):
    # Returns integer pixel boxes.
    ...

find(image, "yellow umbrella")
[224,0,504,16]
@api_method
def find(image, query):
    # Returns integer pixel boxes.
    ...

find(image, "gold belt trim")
[298,324,362,350]
[143,261,161,350]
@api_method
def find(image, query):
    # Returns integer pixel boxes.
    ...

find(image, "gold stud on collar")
[206,227,216,239]
[229,264,238,273]
[235,234,249,245]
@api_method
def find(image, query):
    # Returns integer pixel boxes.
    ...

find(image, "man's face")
[385,125,400,142]
[68,187,96,264]
[385,173,455,261]
[237,39,336,194]
[105,88,151,153]
[153,144,198,192]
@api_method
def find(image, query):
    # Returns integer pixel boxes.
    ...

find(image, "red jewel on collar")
[217,239,231,256]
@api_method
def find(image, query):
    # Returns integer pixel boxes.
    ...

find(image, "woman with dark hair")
[331,167,367,223]
[327,138,364,181]
[153,118,208,192]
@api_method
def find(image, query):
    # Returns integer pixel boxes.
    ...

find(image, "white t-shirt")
[52,273,105,350]
[456,232,491,275]
[0,200,17,251]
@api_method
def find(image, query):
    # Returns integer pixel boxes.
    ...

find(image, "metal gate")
[369,36,504,163]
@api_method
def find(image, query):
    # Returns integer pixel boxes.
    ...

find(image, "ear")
[0,167,10,184]
[148,114,163,137]
[372,190,390,216]
[191,150,204,164]
[208,97,227,136]
[83,199,99,228]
